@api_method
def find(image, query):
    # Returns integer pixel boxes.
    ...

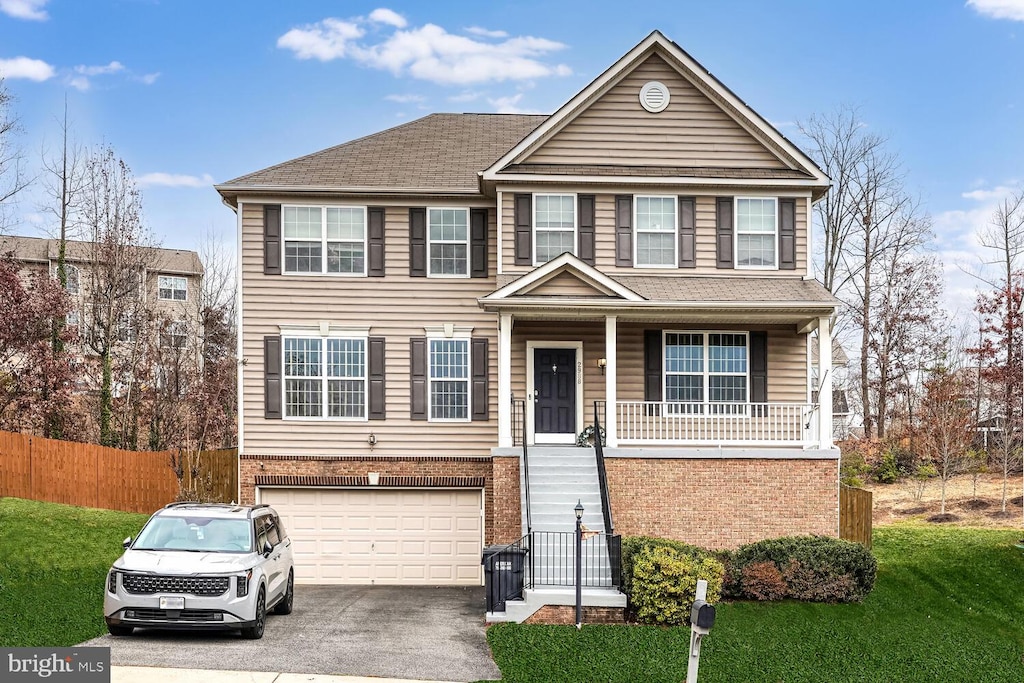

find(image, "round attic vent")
[639,81,670,113]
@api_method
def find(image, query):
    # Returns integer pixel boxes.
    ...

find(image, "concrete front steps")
[485,586,626,623]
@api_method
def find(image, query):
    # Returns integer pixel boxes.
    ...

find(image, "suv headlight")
[107,570,118,594]
[237,570,252,597]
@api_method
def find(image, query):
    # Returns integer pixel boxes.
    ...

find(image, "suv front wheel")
[241,587,266,639]
[273,570,294,615]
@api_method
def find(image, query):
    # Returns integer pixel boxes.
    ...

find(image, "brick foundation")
[491,455,522,544]
[605,457,838,549]
[522,605,626,625]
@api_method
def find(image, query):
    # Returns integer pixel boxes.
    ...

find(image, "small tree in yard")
[916,366,976,515]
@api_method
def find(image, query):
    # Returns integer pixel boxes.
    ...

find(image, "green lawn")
[0,497,149,647]
[488,525,1024,682]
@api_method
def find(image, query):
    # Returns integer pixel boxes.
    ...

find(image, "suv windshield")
[133,516,253,553]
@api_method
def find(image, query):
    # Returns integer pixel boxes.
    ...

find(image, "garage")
[258,487,484,586]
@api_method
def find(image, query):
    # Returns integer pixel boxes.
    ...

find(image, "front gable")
[519,270,618,298]
[482,252,644,302]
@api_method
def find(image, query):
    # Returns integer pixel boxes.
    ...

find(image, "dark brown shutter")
[409,208,427,277]
[264,205,281,275]
[577,195,596,265]
[615,195,633,267]
[514,194,532,265]
[470,208,488,278]
[471,338,489,421]
[367,207,385,277]
[643,330,662,402]
[750,331,768,404]
[368,336,386,419]
[678,196,696,268]
[716,197,734,269]
[410,337,427,420]
[779,198,796,270]
[264,335,282,419]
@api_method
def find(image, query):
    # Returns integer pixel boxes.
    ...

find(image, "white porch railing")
[614,402,820,446]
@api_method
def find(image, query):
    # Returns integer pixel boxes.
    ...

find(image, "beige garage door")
[258,488,483,585]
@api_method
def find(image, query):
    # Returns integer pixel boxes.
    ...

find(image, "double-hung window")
[635,196,677,267]
[533,194,575,264]
[283,206,366,275]
[283,336,366,418]
[158,275,187,301]
[664,332,748,415]
[428,338,469,421]
[428,208,469,276]
[735,198,777,268]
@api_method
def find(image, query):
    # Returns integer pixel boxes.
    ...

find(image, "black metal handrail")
[512,396,531,533]
[529,531,622,589]
[593,400,614,536]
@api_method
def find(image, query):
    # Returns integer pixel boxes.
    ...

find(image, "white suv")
[104,503,294,639]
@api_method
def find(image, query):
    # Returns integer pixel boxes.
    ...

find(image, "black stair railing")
[512,395,531,534]
[593,400,614,536]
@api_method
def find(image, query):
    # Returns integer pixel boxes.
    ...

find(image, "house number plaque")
[577,360,583,384]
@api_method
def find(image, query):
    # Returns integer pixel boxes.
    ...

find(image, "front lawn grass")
[487,525,1024,682]
[0,497,148,647]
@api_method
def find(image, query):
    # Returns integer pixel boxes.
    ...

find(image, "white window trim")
[734,197,778,270]
[282,204,368,277]
[633,194,678,269]
[158,275,188,302]
[51,262,82,297]
[427,207,471,278]
[532,192,577,266]
[426,334,472,423]
[281,333,369,421]
[663,331,750,414]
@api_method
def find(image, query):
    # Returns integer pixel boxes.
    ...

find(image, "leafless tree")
[0,79,31,232]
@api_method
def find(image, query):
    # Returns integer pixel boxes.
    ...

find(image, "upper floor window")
[158,275,187,301]
[160,320,188,349]
[635,196,677,267]
[736,198,777,268]
[283,205,366,276]
[534,194,575,264]
[664,331,748,414]
[428,208,469,277]
[429,338,469,421]
[283,336,366,419]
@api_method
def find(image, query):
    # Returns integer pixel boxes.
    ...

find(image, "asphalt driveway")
[83,586,499,682]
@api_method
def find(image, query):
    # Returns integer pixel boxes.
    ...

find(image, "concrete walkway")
[112,667,460,683]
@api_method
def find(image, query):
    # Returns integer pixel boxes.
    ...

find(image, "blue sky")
[0,0,1021,313]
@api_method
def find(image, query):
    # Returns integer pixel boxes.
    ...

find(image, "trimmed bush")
[727,535,877,603]
[630,545,724,625]
[620,536,705,597]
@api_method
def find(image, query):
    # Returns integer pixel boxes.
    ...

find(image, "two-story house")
[217,32,840,605]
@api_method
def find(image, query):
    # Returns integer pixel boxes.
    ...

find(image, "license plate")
[159,597,185,610]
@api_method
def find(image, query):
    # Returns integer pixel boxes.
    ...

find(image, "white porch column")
[498,313,513,448]
[817,316,833,449]
[605,315,618,447]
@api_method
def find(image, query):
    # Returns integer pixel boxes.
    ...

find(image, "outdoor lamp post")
[575,500,584,629]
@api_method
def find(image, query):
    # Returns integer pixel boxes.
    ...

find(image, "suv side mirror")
[122,536,132,549]
[262,541,273,556]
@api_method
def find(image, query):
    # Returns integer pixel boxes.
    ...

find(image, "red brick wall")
[521,606,625,625]
[240,455,499,543]
[605,457,838,549]
[491,455,522,544]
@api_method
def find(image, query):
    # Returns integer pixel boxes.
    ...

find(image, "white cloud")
[0,56,54,81]
[487,93,545,114]
[278,13,571,86]
[276,18,364,61]
[74,61,125,76]
[465,26,508,39]
[0,0,48,21]
[384,93,425,103]
[968,0,1024,21]
[368,8,407,28]
[448,91,481,103]
[961,182,1021,201]
[137,172,215,188]
[139,72,160,85]
[68,76,89,91]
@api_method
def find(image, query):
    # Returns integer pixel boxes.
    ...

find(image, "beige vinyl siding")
[501,193,807,276]
[525,272,614,297]
[509,321,808,416]
[241,201,499,457]
[526,54,785,168]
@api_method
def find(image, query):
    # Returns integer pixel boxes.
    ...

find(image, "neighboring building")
[217,31,841,607]
[812,338,852,440]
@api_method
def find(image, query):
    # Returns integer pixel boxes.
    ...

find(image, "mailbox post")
[686,579,716,683]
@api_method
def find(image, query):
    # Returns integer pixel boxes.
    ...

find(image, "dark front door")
[534,348,576,436]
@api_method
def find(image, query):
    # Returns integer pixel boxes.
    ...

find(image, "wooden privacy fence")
[839,484,873,549]
[0,430,237,514]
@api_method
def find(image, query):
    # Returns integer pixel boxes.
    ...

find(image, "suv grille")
[122,574,230,596]
[128,609,224,622]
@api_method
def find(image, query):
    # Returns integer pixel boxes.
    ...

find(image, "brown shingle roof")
[501,164,815,179]
[218,113,547,194]
[0,235,203,275]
